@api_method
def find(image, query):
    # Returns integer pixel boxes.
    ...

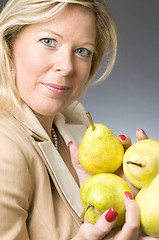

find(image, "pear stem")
[126,161,143,167]
[86,112,95,130]
[80,203,92,224]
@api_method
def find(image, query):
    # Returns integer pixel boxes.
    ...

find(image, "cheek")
[13,39,45,81]
[77,57,92,77]
[16,50,42,76]
[77,62,92,86]
[73,67,91,99]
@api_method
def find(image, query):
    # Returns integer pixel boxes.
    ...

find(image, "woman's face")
[12,5,96,116]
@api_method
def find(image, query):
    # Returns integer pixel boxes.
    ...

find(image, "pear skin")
[135,175,159,237]
[123,139,159,189]
[79,124,124,174]
[80,173,133,228]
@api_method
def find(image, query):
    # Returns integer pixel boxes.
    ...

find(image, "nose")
[53,49,73,76]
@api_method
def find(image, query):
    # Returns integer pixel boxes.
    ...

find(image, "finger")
[79,209,118,240]
[123,193,140,230]
[115,192,140,240]
[95,209,118,237]
[68,142,91,186]
[138,228,159,240]
[118,134,132,151]
[136,128,148,142]
[139,234,159,240]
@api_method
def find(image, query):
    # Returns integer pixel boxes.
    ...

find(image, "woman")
[0,0,156,239]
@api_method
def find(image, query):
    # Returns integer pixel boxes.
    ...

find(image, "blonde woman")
[0,0,154,239]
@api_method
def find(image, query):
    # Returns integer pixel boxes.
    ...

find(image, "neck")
[35,113,55,138]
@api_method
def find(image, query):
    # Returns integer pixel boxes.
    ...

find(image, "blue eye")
[75,48,92,58]
[40,38,56,48]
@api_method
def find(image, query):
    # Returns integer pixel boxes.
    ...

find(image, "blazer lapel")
[37,120,87,219]
[38,140,83,217]
[37,119,87,217]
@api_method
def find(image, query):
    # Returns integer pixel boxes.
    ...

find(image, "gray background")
[82,0,159,143]
[1,0,159,143]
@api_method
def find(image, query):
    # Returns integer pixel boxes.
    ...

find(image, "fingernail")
[67,141,73,154]
[105,208,118,222]
[118,134,126,141]
[124,191,133,200]
[137,128,146,135]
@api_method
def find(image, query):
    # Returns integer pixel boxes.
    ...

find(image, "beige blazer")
[0,101,90,240]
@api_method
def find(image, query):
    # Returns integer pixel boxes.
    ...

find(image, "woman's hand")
[117,128,148,197]
[117,128,148,151]
[68,142,92,186]
[69,141,140,240]
[70,128,159,239]
[72,193,140,240]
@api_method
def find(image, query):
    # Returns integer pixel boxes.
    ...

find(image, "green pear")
[123,139,159,189]
[80,173,133,228]
[79,112,124,175]
[135,174,159,237]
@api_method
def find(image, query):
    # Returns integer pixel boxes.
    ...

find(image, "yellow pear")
[79,112,124,175]
[80,173,133,228]
[123,139,159,189]
[135,174,159,237]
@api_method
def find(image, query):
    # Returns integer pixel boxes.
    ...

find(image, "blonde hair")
[0,0,117,114]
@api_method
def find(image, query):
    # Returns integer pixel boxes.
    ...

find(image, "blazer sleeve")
[0,131,31,240]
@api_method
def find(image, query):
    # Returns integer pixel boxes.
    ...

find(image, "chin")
[30,98,72,117]
[34,105,65,117]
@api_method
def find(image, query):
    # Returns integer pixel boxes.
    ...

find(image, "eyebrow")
[38,28,62,38]
[37,28,95,47]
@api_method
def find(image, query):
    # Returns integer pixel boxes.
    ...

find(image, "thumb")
[67,141,80,167]
[67,141,91,186]
[78,209,118,240]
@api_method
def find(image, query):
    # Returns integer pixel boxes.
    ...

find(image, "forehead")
[16,4,96,44]
[36,4,96,32]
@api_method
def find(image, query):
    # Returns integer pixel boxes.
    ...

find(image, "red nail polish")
[124,191,133,200]
[105,208,118,222]
[137,128,146,135]
[67,141,73,153]
[118,134,126,141]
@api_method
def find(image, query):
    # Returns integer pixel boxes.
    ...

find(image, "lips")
[41,83,70,95]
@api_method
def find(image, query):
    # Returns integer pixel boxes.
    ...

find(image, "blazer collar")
[17,101,89,142]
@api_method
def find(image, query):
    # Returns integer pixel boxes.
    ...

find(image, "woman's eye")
[75,48,92,58]
[40,38,56,48]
